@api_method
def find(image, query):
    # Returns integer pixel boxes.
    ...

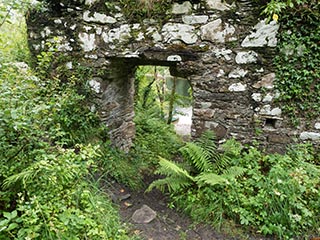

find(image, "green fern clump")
[147,131,245,194]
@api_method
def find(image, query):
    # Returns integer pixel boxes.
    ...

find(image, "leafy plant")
[147,132,245,194]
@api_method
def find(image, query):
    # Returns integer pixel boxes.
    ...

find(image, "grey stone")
[162,23,198,44]
[241,19,279,47]
[167,55,182,62]
[262,93,273,103]
[300,132,320,141]
[315,123,320,130]
[200,19,235,43]
[260,105,282,116]
[182,15,209,25]
[78,32,96,52]
[146,27,162,42]
[83,11,116,24]
[228,83,246,92]
[102,24,131,43]
[252,93,262,102]
[213,48,233,60]
[253,73,275,89]
[228,68,248,78]
[132,205,157,224]
[235,51,258,64]
[172,1,192,14]
[89,77,102,93]
[205,0,231,11]
[85,0,98,6]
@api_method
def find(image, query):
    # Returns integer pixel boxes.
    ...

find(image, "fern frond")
[195,166,246,187]
[3,169,37,189]
[197,131,216,150]
[180,142,213,172]
[213,154,231,174]
[155,157,194,181]
[222,166,246,179]
[146,176,193,193]
[195,172,227,187]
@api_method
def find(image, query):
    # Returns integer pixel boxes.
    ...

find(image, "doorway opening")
[134,65,193,137]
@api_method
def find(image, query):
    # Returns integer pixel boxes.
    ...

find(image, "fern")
[148,132,246,195]
[146,157,194,193]
[155,157,194,180]
[222,166,246,179]
[147,176,193,193]
[195,173,227,187]
[180,142,213,172]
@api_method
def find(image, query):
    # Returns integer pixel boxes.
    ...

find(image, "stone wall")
[27,0,320,152]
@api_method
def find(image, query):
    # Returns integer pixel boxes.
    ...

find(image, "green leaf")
[7,223,18,231]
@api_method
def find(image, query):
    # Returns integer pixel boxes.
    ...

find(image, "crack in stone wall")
[27,0,320,152]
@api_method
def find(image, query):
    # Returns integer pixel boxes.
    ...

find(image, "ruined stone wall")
[27,0,320,152]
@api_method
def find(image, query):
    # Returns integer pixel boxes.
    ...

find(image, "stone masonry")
[27,0,320,152]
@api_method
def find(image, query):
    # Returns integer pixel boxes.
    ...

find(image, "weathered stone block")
[228,82,247,92]
[200,19,236,43]
[162,23,198,44]
[205,0,232,11]
[235,51,258,64]
[268,134,291,144]
[300,132,320,141]
[172,1,192,14]
[241,20,279,48]
[253,73,275,89]
[182,15,209,25]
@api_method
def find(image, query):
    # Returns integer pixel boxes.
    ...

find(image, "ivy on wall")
[273,1,320,125]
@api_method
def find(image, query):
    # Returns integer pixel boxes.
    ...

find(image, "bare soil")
[106,177,270,240]
[109,183,225,240]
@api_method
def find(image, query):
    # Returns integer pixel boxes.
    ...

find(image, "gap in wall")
[134,65,193,137]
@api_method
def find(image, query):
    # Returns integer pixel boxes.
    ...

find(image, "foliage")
[263,0,319,20]
[0,0,42,28]
[147,132,245,197]
[272,1,320,125]
[152,133,320,239]
[0,20,30,63]
[132,66,183,173]
[0,19,133,239]
[116,0,173,23]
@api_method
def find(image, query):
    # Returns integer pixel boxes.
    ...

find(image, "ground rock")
[132,205,157,224]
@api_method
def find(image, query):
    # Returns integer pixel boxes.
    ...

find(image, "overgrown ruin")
[27,0,320,152]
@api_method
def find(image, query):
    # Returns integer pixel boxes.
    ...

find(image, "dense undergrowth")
[149,133,320,239]
[0,16,181,239]
[0,20,138,239]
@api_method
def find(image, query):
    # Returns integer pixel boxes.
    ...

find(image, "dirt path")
[107,181,231,240]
